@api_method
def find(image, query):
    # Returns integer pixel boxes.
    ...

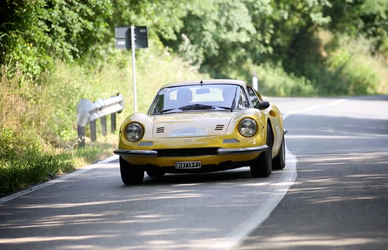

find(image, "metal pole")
[253,71,258,91]
[131,25,137,113]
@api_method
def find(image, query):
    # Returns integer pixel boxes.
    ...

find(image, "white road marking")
[211,98,347,250]
[286,134,388,139]
[211,146,297,250]
[283,99,346,119]
[326,99,346,107]
[0,155,119,205]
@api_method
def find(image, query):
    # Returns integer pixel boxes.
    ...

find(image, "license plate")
[175,161,201,169]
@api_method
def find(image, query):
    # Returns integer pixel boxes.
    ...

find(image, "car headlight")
[125,122,144,142]
[238,118,257,137]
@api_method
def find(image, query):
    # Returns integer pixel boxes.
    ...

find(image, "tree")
[323,0,388,54]
[0,0,113,78]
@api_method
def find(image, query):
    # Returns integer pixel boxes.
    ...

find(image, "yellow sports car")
[114,79,286,185]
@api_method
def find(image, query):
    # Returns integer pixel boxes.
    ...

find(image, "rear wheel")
[146,170,165,177]
[120,157,144,185]
[250,124,273,177]
[273,134,286,170]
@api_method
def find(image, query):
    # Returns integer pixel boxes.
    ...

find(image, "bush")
[0,69,73,196]
[249,62,316,97]
[326,36,387,95]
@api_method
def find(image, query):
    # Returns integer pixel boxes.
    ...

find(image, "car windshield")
[148,84,240,115]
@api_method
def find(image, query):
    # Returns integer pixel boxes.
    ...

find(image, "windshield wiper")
[211,105,233,111]
[179,104,213,110]
[179,104,233,111]
[161,108,181,114]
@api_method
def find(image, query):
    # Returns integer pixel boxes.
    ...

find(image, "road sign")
[115,26,148,49]
[114,26,148,113]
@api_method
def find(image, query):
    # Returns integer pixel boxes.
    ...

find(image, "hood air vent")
[215,125,224,131]
[156,127,165,133]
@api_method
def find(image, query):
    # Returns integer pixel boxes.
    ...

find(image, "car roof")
[161,79,246,89]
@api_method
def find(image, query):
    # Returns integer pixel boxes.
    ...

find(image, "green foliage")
[163,0,268,76]
[0,0,113,78]
[323,0,388,54]
[0,68,73,196]
[251,62,316,96]
[109,0,207,40]
[2,0,387,91]
[326,36,385,95]
[158,0,336,77]
[0,126,74,196]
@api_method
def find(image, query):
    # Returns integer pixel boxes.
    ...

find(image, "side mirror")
[258,101,270,110]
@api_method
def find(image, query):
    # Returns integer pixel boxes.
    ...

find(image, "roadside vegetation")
[1,0,387,196]
[0,43,206,196]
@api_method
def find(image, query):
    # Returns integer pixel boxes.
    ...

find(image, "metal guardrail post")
[110,113,116,133]
[90,120,97,142]
[77,125,85,147]
[101,116,107,136]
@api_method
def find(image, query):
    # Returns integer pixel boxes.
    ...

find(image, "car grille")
[155,148,219,157]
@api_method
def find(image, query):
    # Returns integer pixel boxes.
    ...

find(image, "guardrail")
[76,93,124,147]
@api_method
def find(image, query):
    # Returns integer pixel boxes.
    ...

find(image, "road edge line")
[211,98,347,249]
[0,155,119,205]
[210,147,297,250]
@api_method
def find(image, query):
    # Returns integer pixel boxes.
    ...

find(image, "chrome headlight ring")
[125,122,144,142]
[238,118,257,137]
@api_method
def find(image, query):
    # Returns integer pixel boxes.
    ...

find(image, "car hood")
[152,111,235,138]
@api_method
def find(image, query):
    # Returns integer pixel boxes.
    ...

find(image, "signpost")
[115,26,148,113]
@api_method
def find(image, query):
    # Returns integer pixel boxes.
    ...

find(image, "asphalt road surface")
[237,95,388,250]
[1,95,387,250]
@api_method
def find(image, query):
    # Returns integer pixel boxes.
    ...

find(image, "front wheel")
[273,134,286,170]
[250,124,273,177]
[120,157,144,185]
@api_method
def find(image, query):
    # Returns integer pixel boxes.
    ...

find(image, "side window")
[235,87,250,110]
[247,86,261,109]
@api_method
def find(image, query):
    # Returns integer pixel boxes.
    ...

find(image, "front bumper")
[114,145,268,168]
[113,145,268,157]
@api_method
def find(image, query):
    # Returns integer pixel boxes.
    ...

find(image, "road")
[238,95,388,250]
[1,96,387,250]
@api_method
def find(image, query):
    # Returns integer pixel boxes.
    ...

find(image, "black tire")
[250,124,273,177]
[146,170,165,177]
[120,156,144,185]
[273,134,286,170]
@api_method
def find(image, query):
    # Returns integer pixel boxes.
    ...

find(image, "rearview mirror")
[258,101,270,110]
[196,88,210,94]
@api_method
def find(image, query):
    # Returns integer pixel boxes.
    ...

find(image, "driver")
[176,88,193,106]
